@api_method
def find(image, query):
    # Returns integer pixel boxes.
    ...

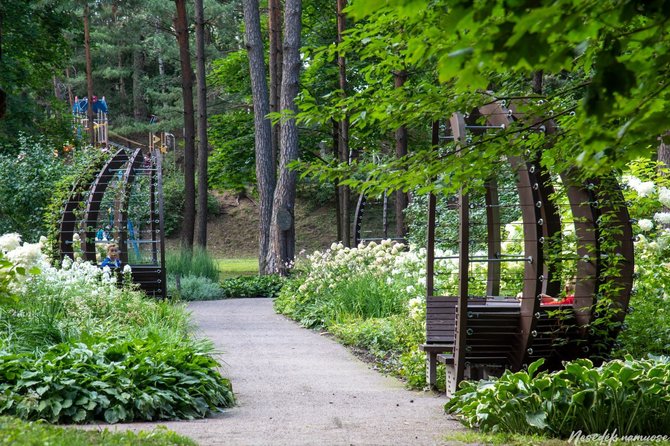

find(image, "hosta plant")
[445,356,670,437]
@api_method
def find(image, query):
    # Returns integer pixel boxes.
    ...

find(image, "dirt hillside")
[168,192,339,258]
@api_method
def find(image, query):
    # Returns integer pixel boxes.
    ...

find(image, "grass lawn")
[0,417,195,446]
[216,257,258,279]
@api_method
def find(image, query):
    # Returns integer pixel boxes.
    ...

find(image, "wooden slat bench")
[421,296,521,388]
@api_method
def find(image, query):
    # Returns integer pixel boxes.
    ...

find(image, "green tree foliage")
[208,111,255,194]
[0,1,76,146]
[297,0,670,196]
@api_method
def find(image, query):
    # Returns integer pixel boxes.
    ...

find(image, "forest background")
[1,0,670,272]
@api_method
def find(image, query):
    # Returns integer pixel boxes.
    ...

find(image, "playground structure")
[58,145,167,298]
[72,95,109,146]
[421,101,634,395]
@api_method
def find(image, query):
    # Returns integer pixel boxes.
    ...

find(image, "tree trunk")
[532,70,543,95]
[84,2,95,145]
[65,67,73,107]
[267,0,301,275]
[394,69,408,238]
[242,0,275,274]
[332,119,342,241]
[659,133,670,212]
[174,0,196,251]
[194,0,208,248]
[336,0,350,246]
[118,53,126,102]
[269,0,282,169]
[132,45,146,120]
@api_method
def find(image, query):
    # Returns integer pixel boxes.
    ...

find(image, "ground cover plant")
[220,275,285,298]
[445,356,670,438]
[0,234,234,423]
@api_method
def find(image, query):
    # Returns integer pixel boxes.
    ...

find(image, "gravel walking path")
[100,298,463,445]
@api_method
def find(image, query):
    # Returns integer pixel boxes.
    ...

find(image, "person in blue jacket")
[100,243,121,269]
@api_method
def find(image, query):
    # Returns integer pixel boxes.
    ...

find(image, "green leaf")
[525,410,549,429]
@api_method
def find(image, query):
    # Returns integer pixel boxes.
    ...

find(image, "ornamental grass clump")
[0,234,235,423]
[445,356,670,438]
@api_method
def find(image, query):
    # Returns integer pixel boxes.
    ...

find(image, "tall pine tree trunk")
[118,53,126,102]
[332,119,342,241]
[269,0,282,169]
[242,0,275,274]
[194,0,208,248]
[267,0,301,275]
[336,0,350,246]
[84,2,95,145]
[132,45,146,120]
[394,69,408,238]
[174,0,196,251]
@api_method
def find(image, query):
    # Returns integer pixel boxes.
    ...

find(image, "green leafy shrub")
[0,337,233,424]
[328,315,440,387]
[610,165,670,358]
[166,249,219,282]
[207,111,255,195]
[0,136,68,241]
[0,236,235,423]
[220,275,285,298]
[0,416,196,446]
[445,356,670,437]
[168,274,224,301]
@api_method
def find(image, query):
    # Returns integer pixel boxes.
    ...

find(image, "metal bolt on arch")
[421,101,634,396]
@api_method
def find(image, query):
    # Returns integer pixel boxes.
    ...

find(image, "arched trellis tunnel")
[421,101,634,395]
[58,144,167,299]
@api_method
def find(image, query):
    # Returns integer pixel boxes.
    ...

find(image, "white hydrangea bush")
[0,233,147,331]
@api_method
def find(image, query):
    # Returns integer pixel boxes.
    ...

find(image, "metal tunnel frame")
[422,101,634,395]
[57,145,167,299]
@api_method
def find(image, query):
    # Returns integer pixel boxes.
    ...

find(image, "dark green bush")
[220,275,285,298]
[0,416,196,445]
[0,336,234,424]
[0,136,67,241]
[445,356,670,437]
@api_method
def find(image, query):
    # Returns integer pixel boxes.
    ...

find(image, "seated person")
[100,243,121,269]
[540,281,575,305]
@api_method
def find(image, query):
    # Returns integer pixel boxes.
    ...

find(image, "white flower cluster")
[1,232,128,307]
[0,233,22,252]
[654,212,670,225]
[659,187,670,208]
[1,233,50,273]
[638,219,654,232]
[625,175,656,198]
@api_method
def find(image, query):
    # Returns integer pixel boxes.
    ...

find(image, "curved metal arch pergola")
[58,145,167,299]
[422,100,634,395]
